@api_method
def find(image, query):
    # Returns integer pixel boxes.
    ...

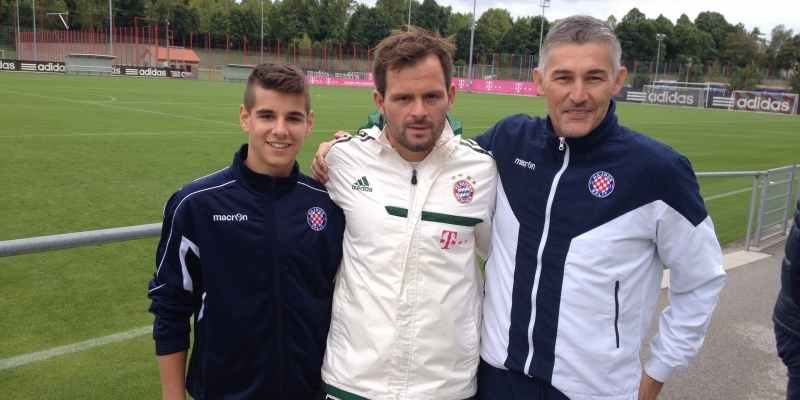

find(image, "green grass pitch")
[0,72,798,398]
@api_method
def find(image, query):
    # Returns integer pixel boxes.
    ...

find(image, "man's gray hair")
[538,15,622,78]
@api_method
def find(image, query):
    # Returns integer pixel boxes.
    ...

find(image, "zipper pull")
[411,169,417,185]
[559,137,565,151]
[271,177,276,188]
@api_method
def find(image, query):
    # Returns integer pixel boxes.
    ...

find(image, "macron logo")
[514,158,536,170]
[213,213,248,222]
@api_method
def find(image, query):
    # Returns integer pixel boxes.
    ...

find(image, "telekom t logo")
[440,230,467,249]
[515,83,523,93]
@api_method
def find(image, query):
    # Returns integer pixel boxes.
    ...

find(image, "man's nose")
[568,80,589,103]
[410,98,427,118]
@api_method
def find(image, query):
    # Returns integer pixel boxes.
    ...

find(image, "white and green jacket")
[321,122,497,400]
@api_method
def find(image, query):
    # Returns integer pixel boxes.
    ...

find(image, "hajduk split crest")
[588,171,614,198]
[307,207,328,231]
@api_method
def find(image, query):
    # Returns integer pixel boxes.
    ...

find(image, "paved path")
[643,239,789,400]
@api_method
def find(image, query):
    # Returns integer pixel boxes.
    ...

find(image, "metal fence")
[1,166,798,258]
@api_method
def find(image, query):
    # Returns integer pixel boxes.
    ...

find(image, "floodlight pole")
[109,0,113,55]
[654,33,665,84]
[466,0,476,92]
[538,0,550,59]
[15,0,20,59]
[32,0,36,61]
[407,0,411,30]
[260,0,264,63]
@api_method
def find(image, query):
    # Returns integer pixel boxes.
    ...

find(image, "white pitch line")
[0,89,240,127]
[703,187,755,201]
[0,326,152,371]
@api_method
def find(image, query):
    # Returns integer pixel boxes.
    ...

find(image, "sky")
[361,0,800,42]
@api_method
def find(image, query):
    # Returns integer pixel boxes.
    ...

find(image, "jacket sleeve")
[788,200,800,303]
[644,162,726,382]
[148,192,204,356]
[472,124,497,152]
[474,161,498,260]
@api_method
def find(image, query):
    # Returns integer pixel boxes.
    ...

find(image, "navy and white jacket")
[148,144,345,400]
[473,100,726,400]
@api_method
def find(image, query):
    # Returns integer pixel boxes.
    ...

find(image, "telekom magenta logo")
[440,230,469,249]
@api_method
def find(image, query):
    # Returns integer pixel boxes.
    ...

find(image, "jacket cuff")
[644,357,674,383]
[155,336,191,356]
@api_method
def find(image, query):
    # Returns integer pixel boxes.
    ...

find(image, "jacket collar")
[545,99,620,154]
[230,143,299,199]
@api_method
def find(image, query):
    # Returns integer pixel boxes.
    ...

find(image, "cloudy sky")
[364,0,800,42]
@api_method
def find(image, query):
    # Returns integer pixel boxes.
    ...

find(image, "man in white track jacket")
[319,27,496,400]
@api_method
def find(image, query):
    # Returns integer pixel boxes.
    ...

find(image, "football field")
[0,71,798,398]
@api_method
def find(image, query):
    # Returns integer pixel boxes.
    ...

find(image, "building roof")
[154,47,201,63]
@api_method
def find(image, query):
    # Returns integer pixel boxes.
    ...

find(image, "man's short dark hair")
[244,61,310,113]
[373,26,456,97]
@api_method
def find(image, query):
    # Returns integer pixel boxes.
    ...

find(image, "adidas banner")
[0,60,65,73]
[730,91,798,115]
[113,66,186,78]
[642,85,705,108]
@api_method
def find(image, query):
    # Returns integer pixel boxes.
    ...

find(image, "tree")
[621,8,646,23]
[718,24,761,67]
[605,15,617,30]
[676,59,705,83]
[313,0,353,44]
[0,0,13,28]
[415,0,442,33]
[498,16,537,55]
[694,11,729,51]
[766,25,795,69]
[115,0,149,27]
[448,12,473,62]
[475,8,512,53]
[727,62,766,91]
[269,0,310,44]
[789,67,800,95]
[374,0,405,30]
[615,18,657,61]
[632,62,651,88]
[652,14,676,60]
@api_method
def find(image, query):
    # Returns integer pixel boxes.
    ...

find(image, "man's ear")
[533,68,545,97]
[305,110,314,138]
[373,90,385,115]
[613,67,628,96]
[239,105,250,133]
[447,83,456,110]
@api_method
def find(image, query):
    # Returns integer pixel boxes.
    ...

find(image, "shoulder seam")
[325,132,376,156]
[297,181,328,194]
[459,139,491,156]
[155,180,236,278]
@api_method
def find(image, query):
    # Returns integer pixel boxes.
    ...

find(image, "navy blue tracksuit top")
[148,144,345,399]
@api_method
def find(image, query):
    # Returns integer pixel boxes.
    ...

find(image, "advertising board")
[643,85,705,108]
[0,60,66,73]
[730,91,798,115]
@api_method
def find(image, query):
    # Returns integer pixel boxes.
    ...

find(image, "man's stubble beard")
[385,116,446,154]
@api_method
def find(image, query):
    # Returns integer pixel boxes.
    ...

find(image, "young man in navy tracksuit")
[148,62,344,400]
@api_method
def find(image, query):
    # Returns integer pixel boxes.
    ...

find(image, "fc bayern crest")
[588,171,615,198]
[453,180,475,204]
[307,207,327,231]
